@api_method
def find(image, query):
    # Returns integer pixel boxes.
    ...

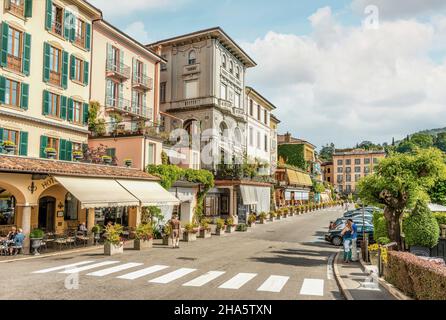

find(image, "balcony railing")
[49,71,61,86]
[105,95,131,112]
[6,1,24,16]
[52,20,63,37]
[132,73,153,91]
[131,101,152,119]
[7,54,22,73]
[106,59,130,80]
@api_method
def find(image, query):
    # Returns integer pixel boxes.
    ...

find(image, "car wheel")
[332,236,343,246]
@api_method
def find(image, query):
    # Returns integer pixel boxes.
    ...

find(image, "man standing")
[170,214,181,249]
[349,219,358,262]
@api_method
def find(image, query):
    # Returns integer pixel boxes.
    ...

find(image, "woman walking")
[341,220,353,263]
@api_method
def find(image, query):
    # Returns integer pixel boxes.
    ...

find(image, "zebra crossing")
[31,260,326,296]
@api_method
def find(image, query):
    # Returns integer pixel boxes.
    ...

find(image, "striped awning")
[286,169,313,187]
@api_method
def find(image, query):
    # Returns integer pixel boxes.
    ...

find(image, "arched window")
[235,66,240,79]
[64,192,79,221]
[188,50,197,65]
[219,122,228,138]
[234,127,242,146]
[229,61,234,74]
[222,55,227,68]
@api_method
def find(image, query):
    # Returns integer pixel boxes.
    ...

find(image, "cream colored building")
[270,114,280,175]
[0,0,101,159]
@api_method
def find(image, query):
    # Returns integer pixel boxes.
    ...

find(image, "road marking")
[327,254,335,280]
[59,261,120,274]
[32,261,96,274]
[218,273,257,290]
[117,265,170,280]
[257,275,289,293]
[182,271,226,287]
[299,279,324,296]
[86,263,143,277]
[149,268,196,284]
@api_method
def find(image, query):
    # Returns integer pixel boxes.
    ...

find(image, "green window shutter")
[70,15,76,42]
[86,23,91,51]
[43,42,50,82]
[19,131,28,156]
[42,90,50,115]
[59,139,66,161]
[40,136,48,158]
[60,95,67,119]
[20,83,29,110]
[70,55,75,80]
[22,33,31,76]
[83,61,89,86]
[62,51,69,89]
[0,76,6,104]
[67,98,74,122]
[66,141,72,161]
[64,11,71,40]
[107,43,113,65]
[24,0,33,18]
[1,22,9,68]
[45,0,52,31]
[132,58,137,82]
[0,128,3,153]
[106,148,116,158]
[83,102,89,126]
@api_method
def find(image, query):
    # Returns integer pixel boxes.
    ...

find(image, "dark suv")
[325,224,374,246]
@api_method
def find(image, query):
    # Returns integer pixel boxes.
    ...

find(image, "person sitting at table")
[6,226,17,241]
[10,228,25,255]
[77,222,88,236]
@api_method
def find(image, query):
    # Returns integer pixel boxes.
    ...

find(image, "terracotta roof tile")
[0,155,158,181]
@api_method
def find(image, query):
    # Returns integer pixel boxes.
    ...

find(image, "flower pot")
[369,252,379,266]
[46,152,57,159]
[30,238,42,256]
[199,229,212,239]
[103,158,112,165]
[163,236,173,246]
[440,225,446,239]
[259,219,267,225]
[269,217,275,222]
[276,216,282,220]
[134,238,153,250]
[124,161,132,168]
[226,226,236,234]
[248,222,256,228]
[183,232,197,242]
[215,228,226,236]
[104,242,124,256]
[3,145,15,153]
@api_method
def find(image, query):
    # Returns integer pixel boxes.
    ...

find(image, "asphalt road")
[0,207,345,300]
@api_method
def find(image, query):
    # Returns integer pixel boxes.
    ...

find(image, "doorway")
[38,197,56,232]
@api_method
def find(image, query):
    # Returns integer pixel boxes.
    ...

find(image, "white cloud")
[243,7,446,148]
[124,21,150,44]
[89,0,183,17]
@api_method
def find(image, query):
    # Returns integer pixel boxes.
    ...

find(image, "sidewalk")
[334,251,396,300]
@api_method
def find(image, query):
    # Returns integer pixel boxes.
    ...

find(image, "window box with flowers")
[199,218,212,239]
[225,217,237,233]
[215,218,226,236]
[73,151,83,161]
[104,224,124,256]
[45,147,57,159]
[124,158,133,167]
[102,155,112,164]
[2,140,16,153]
[134,223,153,250]
[183,223,199,242]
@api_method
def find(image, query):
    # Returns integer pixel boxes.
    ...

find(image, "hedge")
[386,251,446,300]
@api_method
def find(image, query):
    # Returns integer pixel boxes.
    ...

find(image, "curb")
[333,251,354,300]
[358,255,412,300]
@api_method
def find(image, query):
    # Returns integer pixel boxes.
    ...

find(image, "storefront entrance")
[38,197,56,232]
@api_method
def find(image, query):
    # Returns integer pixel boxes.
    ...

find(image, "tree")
[395,140,416,154]
[434,132,446,152]
[403,200,439,248]
[319,143,335,161]
[357,148,446,249]
[410,133,434,149]
[429,179,446,206]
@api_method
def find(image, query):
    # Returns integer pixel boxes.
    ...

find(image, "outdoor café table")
[76,235,90,247]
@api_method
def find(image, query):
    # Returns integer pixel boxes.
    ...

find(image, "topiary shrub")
[403,200,440,248]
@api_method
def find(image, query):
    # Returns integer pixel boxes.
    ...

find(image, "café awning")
[286,169,312,187]
[55,176,140,209]
[240,186,257,205]
[117,179,180,207]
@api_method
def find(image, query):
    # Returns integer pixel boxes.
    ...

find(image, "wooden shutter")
[83,61,89,85]
[132,58,137,82]
[42,90,50,115]
[62,51,69,89]
[70,15,76,42]
[70,55,75,80]
[43,42,51,82]
[106,43,113,67]
[20,83,29,110]
[67,98,74,122]
[66,141,72,161]
[22,33,31,75]
[19,131,28,156]
[64,10,71,40]
[40,136,48,158]
[83,102,89,126]
[60,95,67,119]
[59,139,67,161]
[1,22,9,68]
[0,127,3,153]
[24,0,33,18]
[45,0,52,31]
[0,76,5,104]
[85,23,91,51]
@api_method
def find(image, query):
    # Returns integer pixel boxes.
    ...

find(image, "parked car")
[343,210,374,219]
[325,224,374,246]
[329,217,373,230]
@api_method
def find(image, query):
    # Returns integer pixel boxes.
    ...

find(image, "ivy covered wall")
[278,144,308,171]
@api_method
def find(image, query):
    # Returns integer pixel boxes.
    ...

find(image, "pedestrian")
[341,220,353,263]
[170,214,181,249]
[349,219,358,262]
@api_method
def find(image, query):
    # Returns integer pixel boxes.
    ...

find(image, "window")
[4,79,20,107]
[6,0,25,16]
[7,26,23,72]
[229,61,234,74]
[249,99,253,116]
[355,159,361,165]
[74,57,83,83]
[346,159,351,165]
[327,168,331,174]
[346,175,352,182]
[257,131,261,149]
[47,137,59,154]
[364,166,370,174]
[337,167,343,173]
[337,160,343,166]
[133,90,144,113]
[355,166,361,173]
[48,92,60,117]
[337,175,343,183]
[147,143,155,165]
[74,18,86,48]
[161,55,167,71]
[235,66,240,79]
[51,4,63,36]
[49,45,61,86]
[222,55,227,68]
[185,80,198,99]
[339,185,344,193]
[1,128,19,154]
[160,82,166,103]
[373,158,379,164]
[264,135,268,152]
[346,185,352,193]
[73,101,82,124]
[257,105,261,121]
[327,177,331,183]
[364,158,371,165]
[249,127,253,146]
[188,50,196,65]
[264,110,268,124]
[346,167,352,173]
[234,93,240,108]
[355,174,361,182]
[220,83,227,100]
[106,79,120,107]
[64,193,79,221]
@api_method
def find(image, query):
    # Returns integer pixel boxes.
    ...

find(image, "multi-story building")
[321,161,334,185]
[270,114,280,176]
[245,86,276,175]
[332,149,386,194]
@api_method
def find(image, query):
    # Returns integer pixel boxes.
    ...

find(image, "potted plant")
[102,155,112,164]
[248,214,257,227]
[162,224,173,246]
[283,208,289,218]
[91,224,103,245]
[368,244,379,266]
[104,224,124,256]
[259,212,268,224]
[183,223,199,242]
[215,218,226,236]
[199,218,212,239]
[225,217,236,233]
[134,223,153,250]
[45,147,57,159]
[124,158,133,167]
[236,224,248,232]
[276,210,283,220]
[269,211,277,222]
[2,140,16,153]
[29,229,44,256]
[73,151,83,161]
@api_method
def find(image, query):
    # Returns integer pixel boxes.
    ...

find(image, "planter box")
[269,217,276,222]
[199,229,212,239]
[259,219,267,225]
[369,252,379,266]
[226,226,236,234]
[215,228,226,236]
[276,216,282,220]
[248,223,256,228]
[134,239,153,250]
[104,242,124,256]
[183,232,197,242]
[163,236,174,246]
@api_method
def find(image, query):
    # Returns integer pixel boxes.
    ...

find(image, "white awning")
[117,179,180,207]
[55,176,140,209]
[240,186,257,205]
[169,187,195,203]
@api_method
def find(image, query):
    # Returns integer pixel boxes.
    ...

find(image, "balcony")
[49,71,61,86]
[183,63,200,75]
[7,54,22,73]
[74,34,86,49]
[131,101,152,119]
[6,1,24,16]
[132,73,153,91]
[105,95,132,113]
[106,59,130,80]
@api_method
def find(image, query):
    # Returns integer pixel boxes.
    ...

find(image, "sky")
[89,0,446,149]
